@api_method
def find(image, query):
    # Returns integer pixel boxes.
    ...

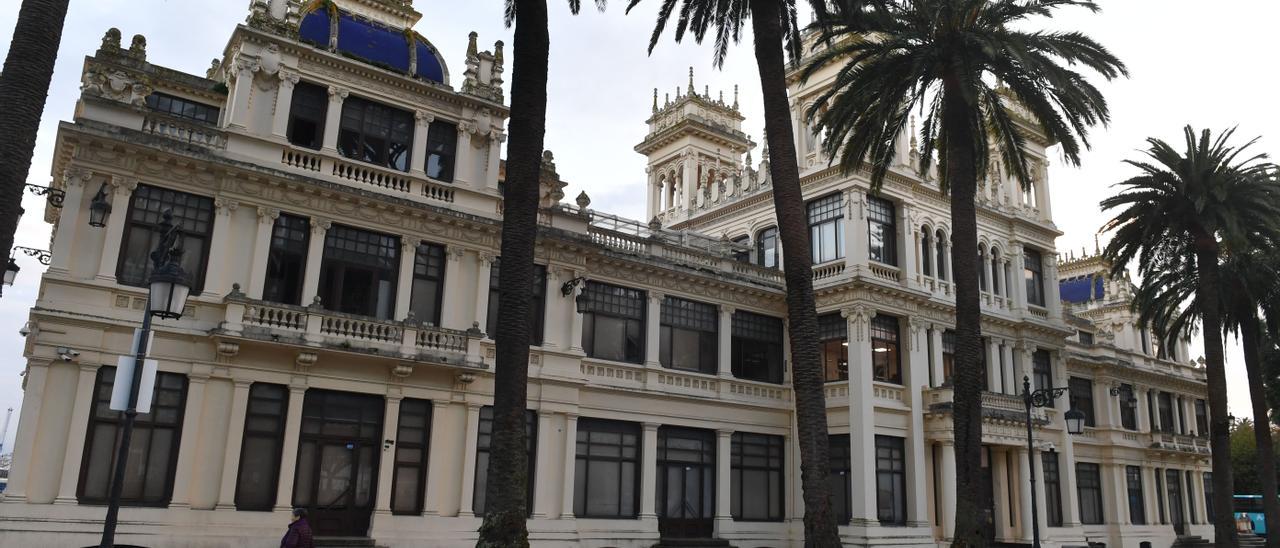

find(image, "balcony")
[215,292,480,368]
[277,144,456,206]
[925,387,1047,423]
[576,358,791,407]
[585,211,785,286]
[1149,432,1211,455]
[140,112,228,150]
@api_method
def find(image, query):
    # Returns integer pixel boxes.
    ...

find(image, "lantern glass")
[1064,408,1087,435]
[148,261,191,319]
[3,258,19,286]
[575,291,589,314]
[88,187,111,228]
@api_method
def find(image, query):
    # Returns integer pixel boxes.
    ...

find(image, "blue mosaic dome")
[299,5,447,84]
[1060,275,1105,304]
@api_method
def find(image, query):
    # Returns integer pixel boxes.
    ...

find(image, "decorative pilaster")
[226,57,260,129]
[300,217,330,306]
[49,168,91,272]
[1017,448,1037,541]
[271,70,300,138]
[215,380,253,509]
[203,198,239,296]
[568,274,585,353]
[457,403,482,517]
[1009,242,1027,311]
[640,423,659,520]
[531,412,556,518]
[169,373,210,509]
[905,316,930,525]
[900,203,918,288]
[845,189,868,273]
[321,86,348,152]
[53,364,99,504]
[454,122,475,187]
[394,237,418,322]
[1001,343,1015,395]
[4,363,50,502]
[645,292,664,368]
[484,130,504,191]
[410,110,434,176]
[940,442,958,540]
[247,207,280,299]
[714,429,733,531]
[373,394,403,515]
[273,384,308,511]
[844,305,878,525]
[440,246,468,329]
[96,176,136,281]
[560,414,579,519]
[717,305,734,378]
[473,253,494,335]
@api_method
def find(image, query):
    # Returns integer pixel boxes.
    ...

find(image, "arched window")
[991,249,1002,295]
[920,228,933,277]
[935,230,947,281]
[756,227,779,269]
[978,243,988,292]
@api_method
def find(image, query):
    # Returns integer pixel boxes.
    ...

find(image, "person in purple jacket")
[281,507,315,548]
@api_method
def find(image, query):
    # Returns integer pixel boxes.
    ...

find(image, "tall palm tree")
[1130,247,1280,547]
[479,1,604,547]
[1101,126,1280,546]
[0,0,70,271]
[623,0,842,545]
[803,2,1125,544]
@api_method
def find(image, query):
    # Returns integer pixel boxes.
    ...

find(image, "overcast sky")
[0,0,1276,452]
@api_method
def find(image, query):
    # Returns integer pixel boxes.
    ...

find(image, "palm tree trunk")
[747,1,840,545]
[941,84,985,548]
[476,0,548,546]
[1242,316,1279,547]
[0,0,70,262]
[1195,243,1239,546]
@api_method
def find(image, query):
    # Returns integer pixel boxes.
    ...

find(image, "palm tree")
[623,0,842,544]
[478,1,604,547]
[1130,248,1280,547]
[1101,126,1280,546]
[0,0,70,273]
[803,2,1125,543]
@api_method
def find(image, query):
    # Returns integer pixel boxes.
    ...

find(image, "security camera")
[56,347,80,361]
[17,323,30,337]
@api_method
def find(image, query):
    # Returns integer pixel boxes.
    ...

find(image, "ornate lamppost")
[99,210,191,548]
[1023,375,1087,548]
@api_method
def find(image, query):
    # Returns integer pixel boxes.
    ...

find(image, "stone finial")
[575,191,591,209]
[494,40,504,65]
[687,66,695,95]
[467,31,479,58]
[128,34,147,59]
[704,85,709,97]
[206,58,220,79]
[664,92,669,106]
[649,216,662,230]
[652,88,658,113]
[718,90,723,103]
[732,84,739,110]
[102,28,122,51]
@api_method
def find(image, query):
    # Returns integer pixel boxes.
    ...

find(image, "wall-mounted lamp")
[88,183,112,228]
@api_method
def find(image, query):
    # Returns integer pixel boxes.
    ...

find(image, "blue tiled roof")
[1060,275,1104,304]
[299,6,446,85]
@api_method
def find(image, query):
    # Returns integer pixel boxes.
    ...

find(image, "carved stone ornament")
[294,351,319,371]
[391,363,414,379]
[255,44,283,91]
[216,341,241,357]
[81,66,151,107]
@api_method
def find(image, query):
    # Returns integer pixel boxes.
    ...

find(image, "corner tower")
[636,68,754,226]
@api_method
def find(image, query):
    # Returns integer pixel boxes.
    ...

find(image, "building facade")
[0,1,1212,547]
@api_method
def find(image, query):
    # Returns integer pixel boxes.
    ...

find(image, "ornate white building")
[0,1,1214,547]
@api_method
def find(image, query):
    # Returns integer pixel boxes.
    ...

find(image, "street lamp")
[88,184,112,228]
[99,210,190,548]
[3,258,18,287]
[1022,375,1086,548]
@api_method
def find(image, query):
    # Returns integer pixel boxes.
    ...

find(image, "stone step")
[653,539,734,548]
[1171,535,1212,547]
[315,537,377,548]
[1238,533,1266,547]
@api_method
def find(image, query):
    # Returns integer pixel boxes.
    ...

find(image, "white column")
[96,177,135,281]
[473,253,494,335]
[1018,448,1036,542]
[1149,389,1162,432]
[983,250,995,298]
[929,326,945,387]
[394,238,418,322]
[645,292,664,368]
[560,414,579,519]
[681,158,696,212]
[247,207,279,299]
[484,131,504,191]
[899,203,917,288]
[714,429,733,529]
[718,305,734,378]
[1001,343,1015,395]
[1009,243,1027,311]
[845,189,868,272]
[49,170,89,273]
[458,403,482,517]
[1111,463,1130,525]
[1046,255,1063,321]
[409,111,432,176]
[169,374,209,508]
[1058,357,1081,527]
[568,275,585,353]
[440,246,468,329]
[454,125,475,187]
[1136,386,1151,432]
[4,363,49,501]
[645,169,656,221]
[53,364,99,504]
[912,225,924,278]
[273,384,307,511]
[846,307,877,524]
[987,338,1001,393]
[226,58,258,129]
[992,448,1010,539]
[203,198,238,296]
[940,442,958,540]
[1097,379,1117,429]
[906,318,930,526]
[1037,162,1054,220]
[943,240,955,290]
[272,71,299,139]
[215,380,253,509]
[373,395,402,515]
[321,86,348,152]
[530,412,556,518]
[300,218,330,306]
[640,423,659,520]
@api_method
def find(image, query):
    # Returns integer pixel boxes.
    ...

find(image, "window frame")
[1042,451,1064,527]
[730,311,785,384]
[262,213,311,306]
[116,184,216,294]
[1068,377,1096,427]
[390,398,433,515]
[866,196,897,266]
[1076,462,1105,525]
[318,224,401,320]
[756,226,779,269]
[1126,465,1146,525]
[1024,248,1046,307]
[573,418,642,519]
[1119,383,1138,431]
[486,260,548,346]
[874,435,907,526]
[659,296,719,375]
[580,281,647,364]
[424,120,458,182]
[473,406,537,515]
[408,241,447,326]
[234,383,290,511]
[1032,350,1053,392]
[730,432,785,522]
[286,81,328,149]
[807,194,845,264]
[146,92,220,124]
[870,315,903,385]
[336,95,415,172]
[819,313,848,382]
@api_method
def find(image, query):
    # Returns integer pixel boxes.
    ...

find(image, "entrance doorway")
[292,390,385,537]
[1166,469,1185,536]
[978,446,996,543]
[657,427,716,539]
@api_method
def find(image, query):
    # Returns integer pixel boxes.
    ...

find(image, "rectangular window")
[409,242,446,325]
[870,315,902,385]
[1078,331,1095,345]
[1195,399,1208,435]
[730,432,784,522]
[875,435,907,525]
[1076,462,1104,525]
[756,227,779,269]
[659,296,718,374]
[731,311,785,384]
[146,92,219,123]
[337,95,414,171]
[486,260,547,346]
[424,120,457,182]
[474,407,536,515]
[1119,383,1137,430]
[942,330,956,385]
[808,194,845,264]
[920,231,932,276]
[574,418,641,518]
[318,225,400,320]
[828,434,852,525]
[78,366,187,505]
[262,214,310,305]
[1127,465,1146,525]
[1025,248,1045,307]
[819,313,848,382]
[235,383,289,511]
[1203,472,1213,520]
[1155,468,1166,523]
[1158,392,1175,433]
[580,282,646,364]
[117,185,215,294]
[1032,350,1052,392]
[1042,452,1064,527]
[1069,377,1096,427]
[287,82,327,149]
[391,399,432,515]
[867,196,897,266]
[1186,470,1197,524]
